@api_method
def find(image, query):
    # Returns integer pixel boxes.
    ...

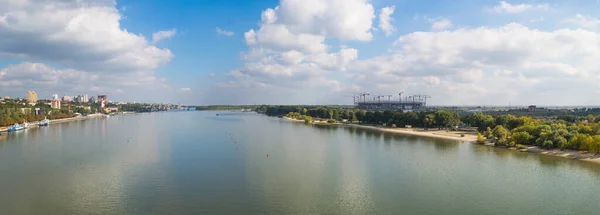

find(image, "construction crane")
[359,93,370,103]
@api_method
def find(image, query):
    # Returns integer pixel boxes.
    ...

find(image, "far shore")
[283,117,600,164]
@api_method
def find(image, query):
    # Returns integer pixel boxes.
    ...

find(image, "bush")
[303,116,313,123]
[476,133,486,144]
[516,144,528,150]
[460,134,465,137]
[327,119,336,123]
[508,141,516,147]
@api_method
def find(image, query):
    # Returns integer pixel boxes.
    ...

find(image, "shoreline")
[283,117,600,164]
[0,114,109,134]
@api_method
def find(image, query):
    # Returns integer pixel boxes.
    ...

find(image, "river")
[0,111,599,214]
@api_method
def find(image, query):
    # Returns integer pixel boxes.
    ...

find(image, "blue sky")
[2,0,600,105]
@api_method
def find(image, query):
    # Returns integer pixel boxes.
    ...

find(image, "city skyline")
[2,0,600,106]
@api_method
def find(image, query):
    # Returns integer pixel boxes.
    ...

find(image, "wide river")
[1,111,600,214]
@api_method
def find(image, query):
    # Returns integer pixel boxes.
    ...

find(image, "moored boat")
[39,119,50,126]
[8,123,24,132]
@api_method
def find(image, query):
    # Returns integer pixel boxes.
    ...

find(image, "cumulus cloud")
[379,6,396,36]
[216,27,234,36]
[344,23,600,105]
[493,1,549,14]
[242,0,375,53]
[0,0,174,74]
[209,0,376,104]
[425,17,453,31]
[562,14,600,29]
[152,29,177,43]
[0,0,181,102]
[0,62,174,99]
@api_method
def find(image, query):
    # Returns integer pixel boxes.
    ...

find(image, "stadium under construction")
[353,93,430,111]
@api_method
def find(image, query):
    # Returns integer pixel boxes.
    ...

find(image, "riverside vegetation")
[0,99,95,126]
[0,98,176,127]
[252,105,600,154]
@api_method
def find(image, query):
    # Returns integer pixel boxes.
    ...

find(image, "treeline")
[196,105,260,111]
[118,104,155,112]
[255,105,600,153]
[255,105,460,129]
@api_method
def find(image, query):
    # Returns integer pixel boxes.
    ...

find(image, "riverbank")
[521,146,600,164]
[283,117,477,142]
[283,117,600,164]
[0,114,108,134]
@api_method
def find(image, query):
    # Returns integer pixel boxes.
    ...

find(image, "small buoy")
[236,147,238,150]
[266,154,269,157]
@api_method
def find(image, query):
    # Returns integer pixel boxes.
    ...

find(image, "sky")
[2,0,600,106]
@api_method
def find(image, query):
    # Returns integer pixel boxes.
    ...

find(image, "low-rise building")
[19,108,32,114]
[528,105,537,112]
[51,100,61,109]
[104,107,118,113]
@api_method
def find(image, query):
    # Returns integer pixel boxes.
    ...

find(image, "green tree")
[434,110,460,129]
[492,125,510,146]
[512,131,533,145]
[465,112,495,132]
[590,135,600,153]
[585,114,596,123]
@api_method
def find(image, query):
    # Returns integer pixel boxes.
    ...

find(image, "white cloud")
[0,62,172,98]
[152,29,177,43]
[493,1,549,14]
[562,14,600,29]
[216,27,234,36]
[343,23,600,105]
[430,18,453,31]
[0,0,183,102]
[212,0,377,104]
[419,17,453,31]
[423,76,441,85]
[0,0,174,74]
[243,0,375,53]
[179,88,191,92]
[379,6,396,37]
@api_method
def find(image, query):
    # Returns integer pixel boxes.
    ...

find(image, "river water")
[0,111,599,214]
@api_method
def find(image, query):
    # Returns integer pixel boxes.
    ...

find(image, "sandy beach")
[284,117,477,142]
[283,117,600,164]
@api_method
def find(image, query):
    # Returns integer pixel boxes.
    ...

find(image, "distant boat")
[39,119,50,126]
[8,123,24,132]
[216,114,219,116]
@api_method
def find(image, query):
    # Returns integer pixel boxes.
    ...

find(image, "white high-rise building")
[82,94,88,102]
[62,95,72,102]
[52,94,59,100]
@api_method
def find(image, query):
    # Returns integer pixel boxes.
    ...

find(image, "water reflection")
[1,112,600,214]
